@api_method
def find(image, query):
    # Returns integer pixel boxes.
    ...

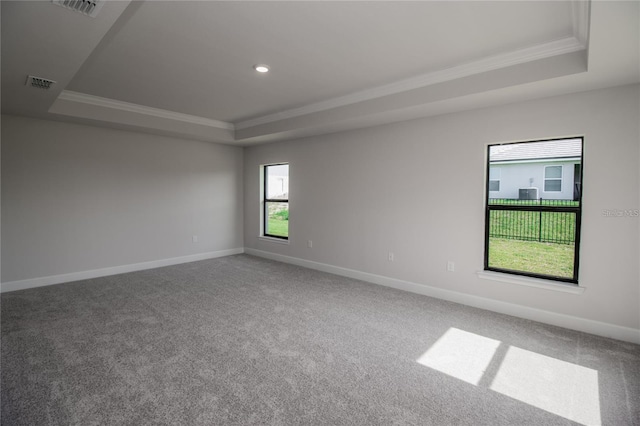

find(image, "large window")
[484,138,583,283]
[263,163,289,239]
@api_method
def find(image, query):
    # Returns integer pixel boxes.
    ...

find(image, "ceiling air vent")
[52,0,104,18]
[25,75,57,90]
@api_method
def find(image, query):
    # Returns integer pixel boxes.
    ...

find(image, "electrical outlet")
[192,235,198,243]
[308,240,313,248]
[388,252,394,262]
[447,261,455,272]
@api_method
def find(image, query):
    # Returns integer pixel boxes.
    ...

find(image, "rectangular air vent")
[52,0,104,18]
[25,75,57,90]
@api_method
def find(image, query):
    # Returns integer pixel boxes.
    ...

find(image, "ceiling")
[2,1,639,145]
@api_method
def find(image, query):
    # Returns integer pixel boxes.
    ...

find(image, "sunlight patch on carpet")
[416,328,500,385]
[490,346,600,426]
[417,328,601,425]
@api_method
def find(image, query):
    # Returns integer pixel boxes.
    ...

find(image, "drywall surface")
[244,84,640,332]
[1,115,243,282]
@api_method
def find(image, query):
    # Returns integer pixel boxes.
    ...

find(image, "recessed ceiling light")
[254,64,270,73]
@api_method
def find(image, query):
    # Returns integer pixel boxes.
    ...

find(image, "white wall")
[1,115,243,283]
[244,84,640,334]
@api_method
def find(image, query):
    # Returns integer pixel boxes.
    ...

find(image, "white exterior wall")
[267,177,289,199]
[489,161,579,200]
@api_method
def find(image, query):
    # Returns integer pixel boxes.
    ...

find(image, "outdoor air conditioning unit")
[519,187,539,200]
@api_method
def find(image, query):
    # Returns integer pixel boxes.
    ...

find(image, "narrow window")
[544,165,562,192]
[263,163,289,239]
[485,138,582,283]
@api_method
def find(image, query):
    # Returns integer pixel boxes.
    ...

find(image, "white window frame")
[544,165,563,192]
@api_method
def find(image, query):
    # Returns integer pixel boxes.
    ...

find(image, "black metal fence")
[487,199,579,245]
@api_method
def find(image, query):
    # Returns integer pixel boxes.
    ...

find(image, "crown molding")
[56,90,235,131]
[235,36,586,130]
[54,5,591,140]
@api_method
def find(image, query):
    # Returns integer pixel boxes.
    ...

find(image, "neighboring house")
[267,176,289,200]
[266,166,289,200]
[489,139,582,201]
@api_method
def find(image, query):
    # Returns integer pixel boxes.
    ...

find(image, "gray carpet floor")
[1,254,639,425]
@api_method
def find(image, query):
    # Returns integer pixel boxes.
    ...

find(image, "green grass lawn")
[266,218,288,237]
[488,237,574,278]
[265,203,288,238]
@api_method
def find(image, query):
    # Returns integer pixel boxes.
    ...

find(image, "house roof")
[490,138,582,162]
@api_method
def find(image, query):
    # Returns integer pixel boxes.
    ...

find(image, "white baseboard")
[245,248,640,345]
[3,246,638,344]
[0,248,244,293]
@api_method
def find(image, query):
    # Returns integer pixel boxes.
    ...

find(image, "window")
[263,163,289,239]
[489,167,500,192]
[485,138,583,283]
[544,165,562,192]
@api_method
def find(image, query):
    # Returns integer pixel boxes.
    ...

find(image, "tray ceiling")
[2,1,639,145]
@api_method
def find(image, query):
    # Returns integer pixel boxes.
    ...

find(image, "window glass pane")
[544,179,561,192]
[487,210,577,279]
[489,180,500,191]
[265,202,288,237]
[266,164,289,200]
[545,166,562,179]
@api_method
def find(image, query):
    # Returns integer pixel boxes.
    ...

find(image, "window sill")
[477,271,585,294]
[258,236,290,245]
